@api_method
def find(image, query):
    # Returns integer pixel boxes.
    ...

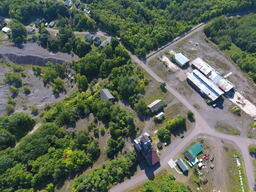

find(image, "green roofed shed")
[187,143,203,159]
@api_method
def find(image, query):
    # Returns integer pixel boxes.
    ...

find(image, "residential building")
[174,53,190,67]
[187,70,224,101]
[147,99,164,113]
[184,143,203,164]
[100,88,115,101]
[134,132,160,166]
[176,159,189,174]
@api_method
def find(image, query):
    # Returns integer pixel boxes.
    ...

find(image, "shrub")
[7,96,16,105]
[32,66,42,77]
[30,105,39,116]
[166,115,186,134]
[249,145,256,156]
[12,65,23,72]
[5,104,15,115]
[232,107,241,116]
[159,82,167,93]
[9,86,19,98]
[23,85,31,95]
[187,110,195,122]
[4,73,22,88]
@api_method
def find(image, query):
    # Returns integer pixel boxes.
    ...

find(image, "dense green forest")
[89,0,256,57]
[0,39,148,191]
[72,152,137,192]
[204,14,256,83]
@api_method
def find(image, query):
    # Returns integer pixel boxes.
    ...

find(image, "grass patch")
[144,78,173,105]
[215,121,240,135]
[225,148,248,192]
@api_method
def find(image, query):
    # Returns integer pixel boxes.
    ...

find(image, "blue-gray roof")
[174,53,189,66]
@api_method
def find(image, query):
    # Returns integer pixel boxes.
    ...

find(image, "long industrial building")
[191,57,234,93]
[187,69,224,101]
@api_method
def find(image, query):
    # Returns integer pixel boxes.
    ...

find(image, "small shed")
[155,112,164,120]
[174,53,189,67]
[176,159,189,174]
[100,39,110,48]
[2,27,11,33]
[147,99,164,113]
[100,89,115,101]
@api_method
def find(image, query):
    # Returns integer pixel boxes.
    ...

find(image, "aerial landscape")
[0,0,256,192]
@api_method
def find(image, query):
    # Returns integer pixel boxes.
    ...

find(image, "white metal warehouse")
[187,70,224,101]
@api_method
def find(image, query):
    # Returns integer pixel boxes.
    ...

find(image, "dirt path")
[15,122,41,147]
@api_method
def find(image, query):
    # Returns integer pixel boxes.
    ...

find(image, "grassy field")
[225,148,248,192]
[143,72,174,105]
[215,121,240,135]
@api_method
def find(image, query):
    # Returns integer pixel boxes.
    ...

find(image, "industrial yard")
[147,27,256,138]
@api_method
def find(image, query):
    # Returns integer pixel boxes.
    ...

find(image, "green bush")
[30,105,39,116]
[187,110,195,122]
[12,65,24,72]
[232,107,241,116]
[7,96,16,105]
[249,145,256,156]
[23,85,31,95]
[157,127,170,143]
[5,104,15,115]
[9,86,19,98]
[4,73,22,88]
[32,66,42,77]
[166,115,186,134]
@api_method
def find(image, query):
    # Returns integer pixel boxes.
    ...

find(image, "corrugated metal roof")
[176,159,188,173]
[209,71,234,92]
[174,53,189,66]
[191,57,213,76]
[187,70,224,101]
[188,143,203,158]
[147,99,164,112]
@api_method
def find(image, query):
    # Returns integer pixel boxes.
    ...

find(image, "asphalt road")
[110,26,256,192]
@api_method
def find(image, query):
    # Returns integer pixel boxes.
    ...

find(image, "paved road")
[110,29,256,191]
